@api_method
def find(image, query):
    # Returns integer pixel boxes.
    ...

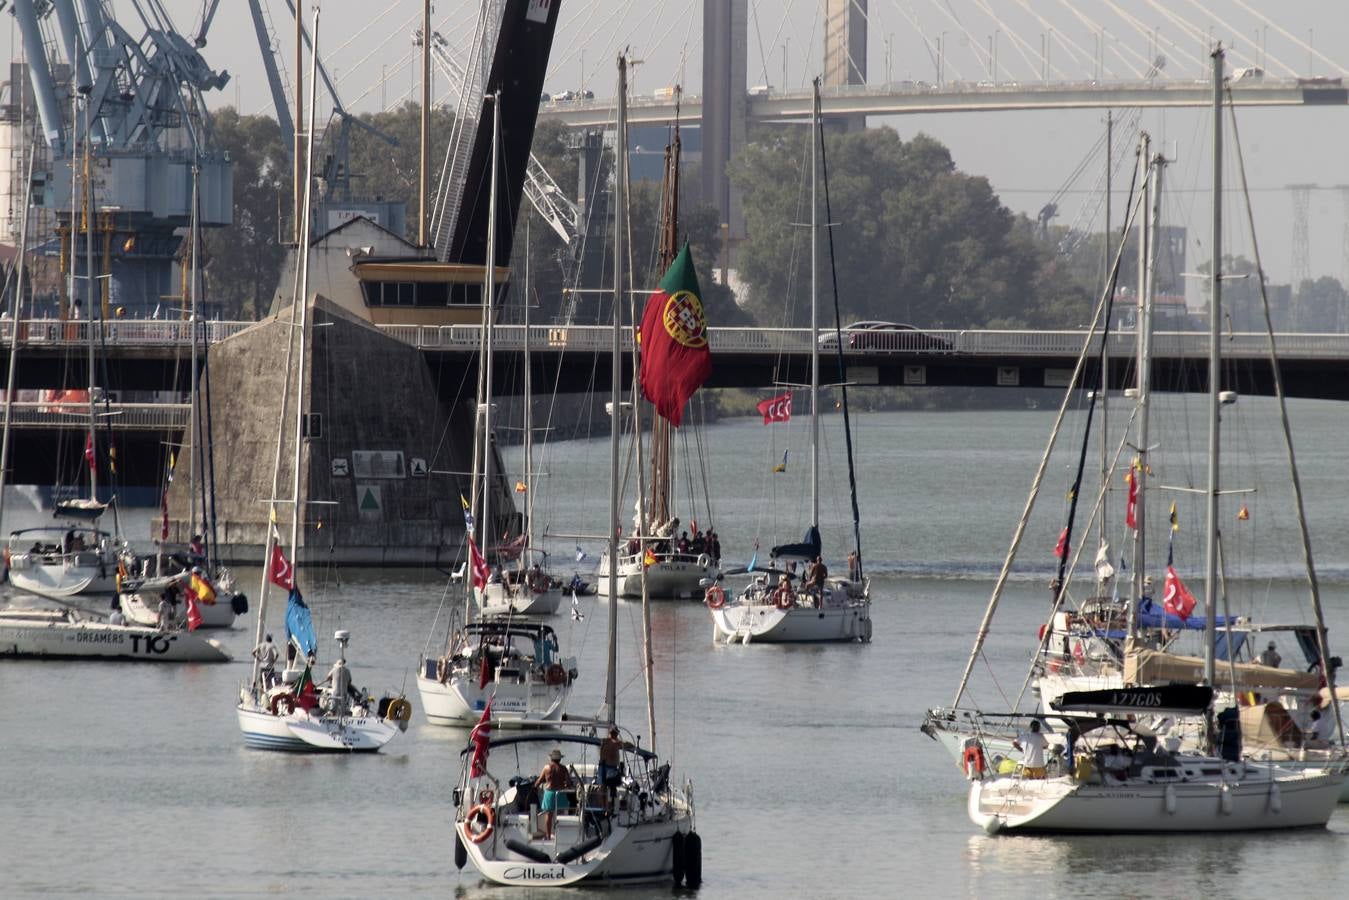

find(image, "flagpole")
[1202,46,1223,695]
[809,79,821,534]
[481,92,500,589]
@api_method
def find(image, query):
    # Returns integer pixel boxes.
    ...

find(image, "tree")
[201,109,290,320]
[729,126,1047,329]
[1293,276,1347,332]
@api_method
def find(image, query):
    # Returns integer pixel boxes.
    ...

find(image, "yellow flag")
[1237,504,1250,521]
[1169,502,1179,532]
[643,547,657,567]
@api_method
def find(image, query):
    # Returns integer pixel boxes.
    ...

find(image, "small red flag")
[84,431,96,471]
[268,542,294,590]
[756,392,792,424]
[1054,527,1068,559]
[479,653,492,690]
[467,535,490,590]
[1124,469,1138,530]
[185,594,203,632]
[1163,565,1197,621]
[638,243,712,427]
[469,698,493,777]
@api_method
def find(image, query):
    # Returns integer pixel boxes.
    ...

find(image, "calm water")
[5,400,1349,897]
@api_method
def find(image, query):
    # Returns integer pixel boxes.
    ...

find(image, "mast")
[187,160,200,546]
[1098,111,1111,555]
[1203,47,1224,690]
[83,90,97,502]
[523,220,534,551]
[479,92,500,584]
[603,57,628,726]
[1128,133,1157,638]
[809,80,821,532]
[292,6,303,245]
[418,0,430,247]
[288,11,320,567]
[0,149,36,529]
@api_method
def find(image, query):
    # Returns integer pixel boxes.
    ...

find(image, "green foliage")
[202,108,290,319]
[730,124,1102,329]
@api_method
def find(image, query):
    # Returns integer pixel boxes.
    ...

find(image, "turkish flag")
[1054,527,1068,559]
[479,652,492,689]
[638,243,712,427]
[469,697,493,777]
[1163,565,1197,621]
[756,392,792,424]
[467,535,490,590]
[268,542,294,590]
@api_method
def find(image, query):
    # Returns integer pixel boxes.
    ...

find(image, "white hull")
[968,768,1344,833]
[120,592,236,629]
[711,596,872,644]
[416,671,569,727]
[460,801,691,886]
[477,584,562,617]
[7,560,117,598]
[597,553,716,600]
[236,698,400,752]
[0,612,229,662]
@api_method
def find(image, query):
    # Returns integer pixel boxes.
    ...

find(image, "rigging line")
[1138,0,1216,74]
[816,115,863,569]
[1014,401,1141,710]
[1172,0,1264,72]
[1007,0,1090,76]
[749,0,773,88]
[883,1,941,77]
[952,158,1147,710]
[1228,0,1347,78]
[547,0,608,80]
[969,0,1042,82]
[1048,0,1144,80]
[1226,87,1343,746]
[926,0,990,75]
[1088,0,1163,76]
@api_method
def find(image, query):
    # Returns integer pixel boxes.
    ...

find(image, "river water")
[4,399,1349,897]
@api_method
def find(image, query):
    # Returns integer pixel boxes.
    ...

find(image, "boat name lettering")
[1108,691,1163,708]
[502,865,566,881]
[128,633,171,654]
[76,631,125,645]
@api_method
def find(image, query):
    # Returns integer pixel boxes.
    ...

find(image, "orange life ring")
[466,802,495,843]
[705,585,726,609]
[962,742,987,778]
[270,693,296,716]
[545,663,567,686]
[773,586,794,610]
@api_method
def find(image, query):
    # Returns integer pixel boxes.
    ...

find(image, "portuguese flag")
[639,243,712,427]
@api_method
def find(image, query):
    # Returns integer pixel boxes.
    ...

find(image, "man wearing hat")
[535,748,572,840]
[1258,641,1282,669]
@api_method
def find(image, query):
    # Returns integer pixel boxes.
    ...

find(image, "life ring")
[962,742,987,779]
[773,586,794,610]
[697,553,711,569]
[545,663,568,686]
[705,585,726,609]
[270,693,296,716]
[384,697,412,723]
[465,803,495,843]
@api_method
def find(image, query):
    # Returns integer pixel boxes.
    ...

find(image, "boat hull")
[416,671,569,727]
[7,561,117,598]
[120,591,236,629]
[968,771,1344,834]
[0,617,230,662]
[477,584,563,617]
[711,600,872,643]
[236,700,399,752]
[597,554,716,600]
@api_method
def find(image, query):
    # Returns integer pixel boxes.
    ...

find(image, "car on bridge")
[819,321,953,352]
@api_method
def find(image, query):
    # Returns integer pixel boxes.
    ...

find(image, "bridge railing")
[1,402,190,430]
[7,319,1349,360]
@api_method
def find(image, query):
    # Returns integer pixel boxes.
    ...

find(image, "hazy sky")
[12,1,1349,289]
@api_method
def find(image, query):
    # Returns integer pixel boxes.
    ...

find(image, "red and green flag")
[639,243,712,427]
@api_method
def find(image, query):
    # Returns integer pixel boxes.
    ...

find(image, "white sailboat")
[5,96,123,598]
[709,80,872,645]
[418,89,575,726]
[234,9,408,753]
[0,605,230,662]
[452,58,699,887]
[939,49,1345,834]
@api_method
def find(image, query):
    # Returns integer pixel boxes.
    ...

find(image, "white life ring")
[697,554,711,569]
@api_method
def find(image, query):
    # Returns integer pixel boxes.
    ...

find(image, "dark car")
[820,321,952,352]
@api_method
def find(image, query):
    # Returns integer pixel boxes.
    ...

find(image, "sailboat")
[6,92,124,598]
[234,9,408,753]
[709,80,872,645]
[452,58,698,887]
[596,110,721,601]
[418,93,575,727]
[931,49,1345,834]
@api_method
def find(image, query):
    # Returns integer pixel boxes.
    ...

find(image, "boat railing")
[0,401,190,430]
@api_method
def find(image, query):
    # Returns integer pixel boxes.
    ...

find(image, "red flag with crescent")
[756,392,792,424]
[469,697,494,777]
[268,542,294,590]
[1163,565,1197,621]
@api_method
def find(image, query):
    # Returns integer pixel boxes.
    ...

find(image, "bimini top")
[466,620,558,640]
[1050,684,1214,716]
[458,729,658,762]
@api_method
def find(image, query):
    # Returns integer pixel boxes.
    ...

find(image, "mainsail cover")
[771,525,822,562]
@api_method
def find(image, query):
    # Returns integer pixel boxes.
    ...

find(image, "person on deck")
[847,550,862,582]
[1013,720,1049,779]
[597,726,633,813]
[188,534,206,566]
[535,748,572,840]
[1258,642,1282,668]
[806,556,828,603]
[253,634,280,686]
[156,593,174,631]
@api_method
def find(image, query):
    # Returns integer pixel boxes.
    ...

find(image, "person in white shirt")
[108,608,125,627]
[1013,719,1050,778]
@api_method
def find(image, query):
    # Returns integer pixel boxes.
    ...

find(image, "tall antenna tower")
[1288,183,1314,327]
